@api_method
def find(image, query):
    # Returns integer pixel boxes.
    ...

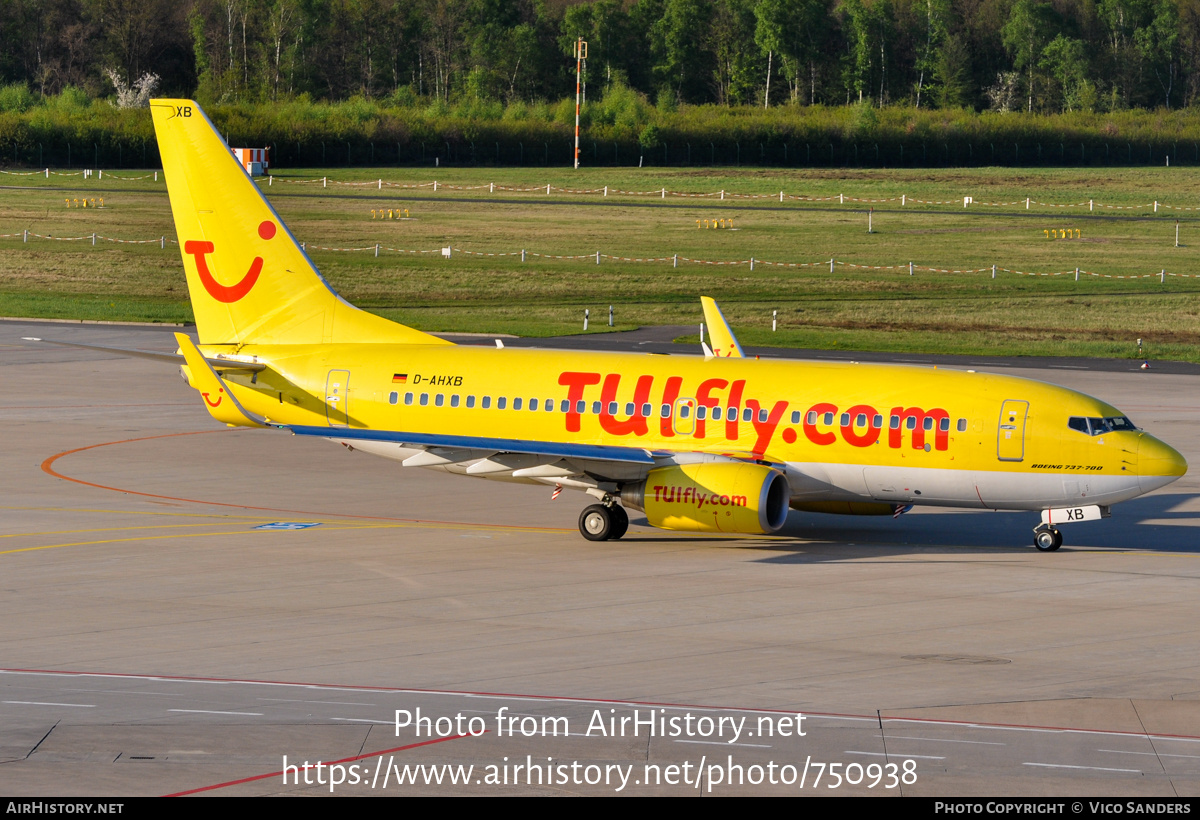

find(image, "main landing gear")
[579,501,629,541]
[1033,524,1063,552]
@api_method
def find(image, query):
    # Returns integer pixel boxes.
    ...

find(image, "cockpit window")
[1068,415,1139,436]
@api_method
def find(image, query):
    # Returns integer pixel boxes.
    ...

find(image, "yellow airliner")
[129,100,1194,549]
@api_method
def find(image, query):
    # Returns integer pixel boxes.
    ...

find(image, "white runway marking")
[3,700,95,708]
[1024,762,1140,773]
[887,735,1005,746]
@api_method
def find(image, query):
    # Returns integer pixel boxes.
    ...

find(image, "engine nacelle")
[621,463,790,534]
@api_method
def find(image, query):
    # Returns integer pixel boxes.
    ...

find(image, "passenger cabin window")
[545,399,554,412]
[807,411,818,425]
[496,397,506,410]
[419,393,429,406]
[482,396,491,409]
[625,402,636,416]
[450,395,460,408]
[512,398,522,410]
[388,392,398,405]
[744,408,754,422]
[435,394,444,407]
[576,400,586,414]
[404,392,414,405]
[592,401,602,415]
[957,418,966,432]
[466,396,476,408]
[792,411,802,424]
[938,417,949,431]
[822,412,834,426]
[840,413,850,426]
[561,400,571,413]
[529,398,538,411]
[642,404,653,417]
[872,415,883,428]
[696,406,707,420]
[660,404,671,418]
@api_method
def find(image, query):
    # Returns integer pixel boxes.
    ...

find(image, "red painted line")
[5,666,1200,744]
[38,431,569,531]
[164,733,478,796]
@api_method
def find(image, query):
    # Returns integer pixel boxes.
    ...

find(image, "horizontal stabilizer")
[23,337,267,372]
[175,332,268,427]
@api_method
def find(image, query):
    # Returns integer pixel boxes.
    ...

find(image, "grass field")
[3,165,1200,360]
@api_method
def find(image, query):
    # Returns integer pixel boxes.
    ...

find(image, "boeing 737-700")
[35,99,1189,550]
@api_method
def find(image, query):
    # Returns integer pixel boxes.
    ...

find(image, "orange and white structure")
[231,147,269,176]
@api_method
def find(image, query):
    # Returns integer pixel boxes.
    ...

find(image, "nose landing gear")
[1033,524,1063,551]
[579,500,629,541]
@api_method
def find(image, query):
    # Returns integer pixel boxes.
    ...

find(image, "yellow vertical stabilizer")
[700,296,744,358]
[150,99,451,348]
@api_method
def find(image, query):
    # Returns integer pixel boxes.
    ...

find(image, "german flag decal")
[392,373,408,383]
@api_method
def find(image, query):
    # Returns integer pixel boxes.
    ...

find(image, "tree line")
[3,0,1200,113]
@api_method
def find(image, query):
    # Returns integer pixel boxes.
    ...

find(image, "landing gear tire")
[608,505,629,540]
[1034,526,1063,552]
[580,504,614,541]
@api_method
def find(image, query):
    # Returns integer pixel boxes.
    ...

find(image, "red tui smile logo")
[184,220,277,303]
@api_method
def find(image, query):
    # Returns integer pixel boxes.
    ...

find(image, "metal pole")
[584,309,589,331]
[574,38,585,169]
[608,305,613,326]
[772,310,777,331]
[1177,221,1180,247]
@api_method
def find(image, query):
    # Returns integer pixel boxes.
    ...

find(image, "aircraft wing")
[287,425,658,464]
[285,425,774,490]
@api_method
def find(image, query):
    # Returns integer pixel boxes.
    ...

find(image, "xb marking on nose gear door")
[997,399,1028,462]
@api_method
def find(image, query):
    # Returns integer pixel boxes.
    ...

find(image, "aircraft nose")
[1138,434,1188,493]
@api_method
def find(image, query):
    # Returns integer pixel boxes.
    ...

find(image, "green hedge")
[3,94,1200,169]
